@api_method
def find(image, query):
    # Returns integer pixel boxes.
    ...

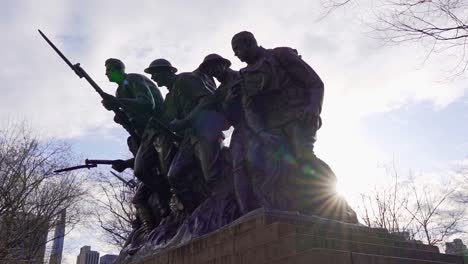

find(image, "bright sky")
[1,0,467,263]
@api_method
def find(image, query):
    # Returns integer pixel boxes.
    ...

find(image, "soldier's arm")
[274,48,324,92]
[151,83,165,117]
[241,92,264,134]
[116,76,155,114]
[242,94,281,144]
[113,111,135,134]
[192,92,217,119]
[176,74,213,126]
[111,158,135,172]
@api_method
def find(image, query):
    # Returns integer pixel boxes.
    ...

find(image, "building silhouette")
[76,246,99,264]
[49,210,66,264]
[446,239,468,256]
[100,254,118,264]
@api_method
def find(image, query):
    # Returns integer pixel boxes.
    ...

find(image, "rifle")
[110,171,138,188]
[54,159,137,188]
[148,117,183,142]
[38,29,140,142]
[54,159,127,173]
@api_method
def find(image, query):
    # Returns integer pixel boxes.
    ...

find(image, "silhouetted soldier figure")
[101,59,172,230]
[198,54,258,214]
[111,136,149,250]
[144,59,224,213]
[231,31,323,159]
[231,32,357,222]
[193,66,217,93]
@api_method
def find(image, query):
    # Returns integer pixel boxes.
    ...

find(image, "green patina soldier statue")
[101,59,172,230]
[144,59,224,214]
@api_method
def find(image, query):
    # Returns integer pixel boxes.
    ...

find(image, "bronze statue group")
[92,31,357,258]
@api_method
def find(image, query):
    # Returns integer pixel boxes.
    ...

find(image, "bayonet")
[110,171,137,188]
[38,29,140,142]
[53,164,97,173]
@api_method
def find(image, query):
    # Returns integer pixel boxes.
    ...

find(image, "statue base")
[133,208,464,264]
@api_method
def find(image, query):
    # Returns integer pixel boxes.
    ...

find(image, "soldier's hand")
[169,119,187,131]
[101,94,118,111]
[113,114,122,124]
[225,86,240,102]
[112,159,129,172]
[258,131,282,146]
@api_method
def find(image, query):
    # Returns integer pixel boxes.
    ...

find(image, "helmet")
[199,54,231,72]
[144,59,178,74]
[105,58,125,71]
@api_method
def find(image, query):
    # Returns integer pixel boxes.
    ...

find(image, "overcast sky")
[1,0,467,263]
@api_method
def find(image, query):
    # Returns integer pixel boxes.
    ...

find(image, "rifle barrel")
[148,117,183,141]
[54,164,97,173]
[38,29,76,70]
[110,171,136,188]
[85,159,117,165]
[38,29,140,141]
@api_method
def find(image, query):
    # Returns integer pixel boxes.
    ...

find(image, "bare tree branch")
[321,0,468,76]
[0,122,86,263]
[89,174,136,249]
[357,163,465,248]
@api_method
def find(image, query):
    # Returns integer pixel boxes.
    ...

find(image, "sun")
[316,121,387,207]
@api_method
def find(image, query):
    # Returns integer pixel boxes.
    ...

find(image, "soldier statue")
[231,31,357,222]
[198,54,258,214]
[101,58,172,231]
[144,59,224,214]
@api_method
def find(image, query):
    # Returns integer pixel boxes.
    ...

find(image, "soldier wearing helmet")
[144,59,224,214]
[101,58,172,233]
[198,53,258,214]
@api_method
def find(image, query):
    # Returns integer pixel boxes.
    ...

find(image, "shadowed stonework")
[124,209,464,264]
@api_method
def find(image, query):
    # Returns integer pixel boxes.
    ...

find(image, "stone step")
[244,208,392,235]
[350,251,461,264]
[291,224,439,253]
[287,223,406,243]
[137,210,465,264]
[187,218,405,255]
[247,209,419,243]
[158,222,443,264]
[268,249,456,264]
[235,233,462,264]
[200,221,435,255]
[194,248,459,264]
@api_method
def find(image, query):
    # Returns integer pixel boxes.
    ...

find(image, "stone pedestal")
[137,209,465,264]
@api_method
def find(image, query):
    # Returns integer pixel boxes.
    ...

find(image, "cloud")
[2,1,467,261]
[1,0,466,139]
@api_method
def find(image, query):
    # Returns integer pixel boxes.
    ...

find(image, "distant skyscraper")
[76,246,99,264]
[49,209,66,264]
[100,254,118,264]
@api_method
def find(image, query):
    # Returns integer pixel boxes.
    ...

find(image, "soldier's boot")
[136,207,157,235]
[156,202,170,219]
[175,188,199,215]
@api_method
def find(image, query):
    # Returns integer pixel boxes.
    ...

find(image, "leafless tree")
[358,164,465,247]
[319,0,353,19]
[358,166,413,234]
[453,166,468,203]
[0,122,86,263]
[321,0,468,76]
[90,173,136,249]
